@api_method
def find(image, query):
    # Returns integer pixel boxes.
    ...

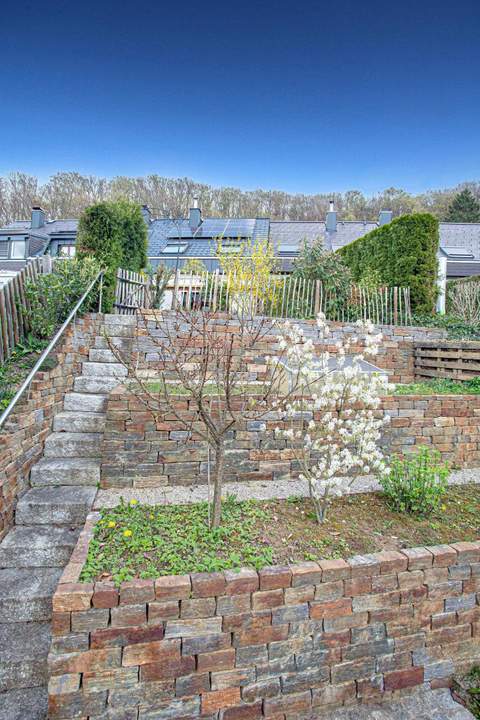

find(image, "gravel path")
[94,467,480,508]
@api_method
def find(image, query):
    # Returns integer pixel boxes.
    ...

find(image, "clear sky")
[1,0,479,194]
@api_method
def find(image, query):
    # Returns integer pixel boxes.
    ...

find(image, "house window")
[161,243,188,254]
[58,244,76,257]
[10,239,27,259]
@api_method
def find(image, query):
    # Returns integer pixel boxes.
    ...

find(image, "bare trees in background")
[1,170,480,225]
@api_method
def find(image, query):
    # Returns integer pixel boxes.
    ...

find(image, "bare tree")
[109,308,304,528]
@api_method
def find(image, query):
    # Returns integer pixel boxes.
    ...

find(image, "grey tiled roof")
[0,219,78,239]
[148,217,270,258]
[269,221,378,252]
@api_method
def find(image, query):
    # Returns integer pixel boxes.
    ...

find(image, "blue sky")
[1,0,480,194]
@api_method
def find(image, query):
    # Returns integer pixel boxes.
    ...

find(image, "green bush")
[117,200,148,272]
[24,256,101,338]
[339,213,439,313]
[293,239,353,318]
[380,446,449,515]
[76,202,124,312]
[411,312,480,340]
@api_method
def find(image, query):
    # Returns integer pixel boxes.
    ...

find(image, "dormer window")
[10,239,27,259]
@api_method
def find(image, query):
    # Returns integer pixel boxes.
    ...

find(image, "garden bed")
[81,485,479,585]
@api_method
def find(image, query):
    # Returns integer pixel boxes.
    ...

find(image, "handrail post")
[98,274,103,314]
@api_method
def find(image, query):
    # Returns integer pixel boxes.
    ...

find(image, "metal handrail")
[0,269,104,429]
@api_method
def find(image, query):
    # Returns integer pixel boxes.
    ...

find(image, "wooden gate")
[114,268,151,314]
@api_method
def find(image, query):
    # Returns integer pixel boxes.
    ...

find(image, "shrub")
[116,200,148,272]
[76,202,124,312]
[294,239,352,317]
[411,312,480,340]
[339,213,439,313]
[182,258,206,275]
[24,256,101,338]
[380,446,449,515]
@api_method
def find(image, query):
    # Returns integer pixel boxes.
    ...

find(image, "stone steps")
[43,431,102,458]
[0,568,62,623]
[0,622,51,692]
[82,361,127,377]
[63,392,108,413]
[53,411,106,433]
[0,526,79,567]
[89,348,117,362]
[16,486,97,526]
[0,686,48,720]
[0,314,133,717]
[74,376,121,394]
[31,457,100,487]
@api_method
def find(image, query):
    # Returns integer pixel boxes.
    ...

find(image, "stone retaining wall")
[0,314,104,541]
[136,312,447,386]
[48,519,480,719]
[101,392,480,489]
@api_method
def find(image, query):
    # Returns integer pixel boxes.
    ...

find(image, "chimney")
[141,204,152,225]
[326,199,337,232]
[189,196,201,231]
[378,210,393,226]
[31,206,45,229]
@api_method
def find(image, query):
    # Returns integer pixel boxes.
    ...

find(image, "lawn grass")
[394,377,480,395]
[81,484,480,586]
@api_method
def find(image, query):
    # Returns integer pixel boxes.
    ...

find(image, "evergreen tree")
[446,189,480,223]
[117,200,148,272]
[76,202,123,312]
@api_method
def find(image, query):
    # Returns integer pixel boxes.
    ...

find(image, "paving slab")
[318,687,475,720]
[0,686,48,720]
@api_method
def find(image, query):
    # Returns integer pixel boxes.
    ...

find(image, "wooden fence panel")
[415,341,480,380]
[0,257,50,363]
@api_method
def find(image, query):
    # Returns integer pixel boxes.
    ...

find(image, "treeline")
[1,171,480,224]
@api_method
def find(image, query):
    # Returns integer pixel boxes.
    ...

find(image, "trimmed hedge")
[339,213,439,313]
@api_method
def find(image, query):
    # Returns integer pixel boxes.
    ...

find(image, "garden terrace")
[48,509,480,720]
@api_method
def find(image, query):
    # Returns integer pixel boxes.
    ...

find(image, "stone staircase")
[0,314,135,720]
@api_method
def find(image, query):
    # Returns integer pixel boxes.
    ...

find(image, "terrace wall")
[136,312,447,385]
[0,314,104,541]
[101,393,480,489]
[48,522,480,720]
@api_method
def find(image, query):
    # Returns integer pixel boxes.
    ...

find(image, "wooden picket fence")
[114,268,412,325]
[179,272,412,326]
[0,257,53,363]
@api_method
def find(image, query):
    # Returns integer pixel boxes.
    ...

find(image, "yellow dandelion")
[130,499,138,506]
[149,514,154,520]
[107,520,116,528]
[441,504,447,511]
[123,529,133,537]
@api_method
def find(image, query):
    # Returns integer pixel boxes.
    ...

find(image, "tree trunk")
[211,441,225,529]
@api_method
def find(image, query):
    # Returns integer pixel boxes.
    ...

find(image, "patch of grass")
[82,485,480,586]
[0,336,50,409]
[394,377,480,395]
[453,666,480,718]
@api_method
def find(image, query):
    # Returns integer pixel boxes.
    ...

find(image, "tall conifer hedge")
[339,213,439,313]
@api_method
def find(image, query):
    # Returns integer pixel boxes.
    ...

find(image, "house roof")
[148,217,270,257]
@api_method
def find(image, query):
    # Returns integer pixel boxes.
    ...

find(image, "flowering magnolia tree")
[275,313,393,523]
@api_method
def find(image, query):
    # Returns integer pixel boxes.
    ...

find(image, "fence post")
[393,286,398,325]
